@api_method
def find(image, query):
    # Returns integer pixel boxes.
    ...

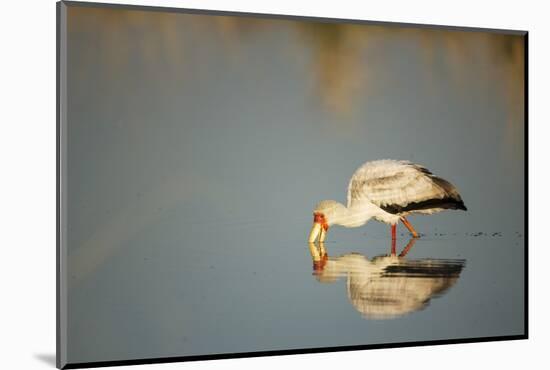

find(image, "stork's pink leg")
[390,224,397,255]
[400,217,419,238]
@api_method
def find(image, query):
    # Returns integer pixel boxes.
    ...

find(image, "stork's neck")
[329,202,377,228]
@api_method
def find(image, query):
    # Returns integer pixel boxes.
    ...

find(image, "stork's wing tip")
[457,201,467,211]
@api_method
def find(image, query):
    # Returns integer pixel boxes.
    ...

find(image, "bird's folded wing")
[347,161,462,211]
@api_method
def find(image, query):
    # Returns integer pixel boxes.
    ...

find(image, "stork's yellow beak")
[308,222,328,243]
[319,226,327,242]
[309,212,329,243]
[308,223,322,243]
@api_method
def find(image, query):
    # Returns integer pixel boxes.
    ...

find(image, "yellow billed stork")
[308,159,467,243]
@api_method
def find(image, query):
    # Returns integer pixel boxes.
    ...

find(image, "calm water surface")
[65,6,525,363]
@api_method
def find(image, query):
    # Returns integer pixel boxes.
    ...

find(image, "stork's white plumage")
[308,159,467,242]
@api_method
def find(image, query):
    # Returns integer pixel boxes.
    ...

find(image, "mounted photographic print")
[57,1,527,368]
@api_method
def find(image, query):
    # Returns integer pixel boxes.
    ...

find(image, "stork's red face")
[313,213,329,231]
[309,212,329,243]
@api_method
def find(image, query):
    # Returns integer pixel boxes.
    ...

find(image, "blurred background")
[65,5,525,364]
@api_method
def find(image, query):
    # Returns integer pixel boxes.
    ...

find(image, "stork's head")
[308,200,347,243]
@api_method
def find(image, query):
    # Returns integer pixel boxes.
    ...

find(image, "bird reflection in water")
[308,239,465,319]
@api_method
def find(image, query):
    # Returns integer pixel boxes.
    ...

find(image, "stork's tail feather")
[432,176,467,211]
[455,200,467,211]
